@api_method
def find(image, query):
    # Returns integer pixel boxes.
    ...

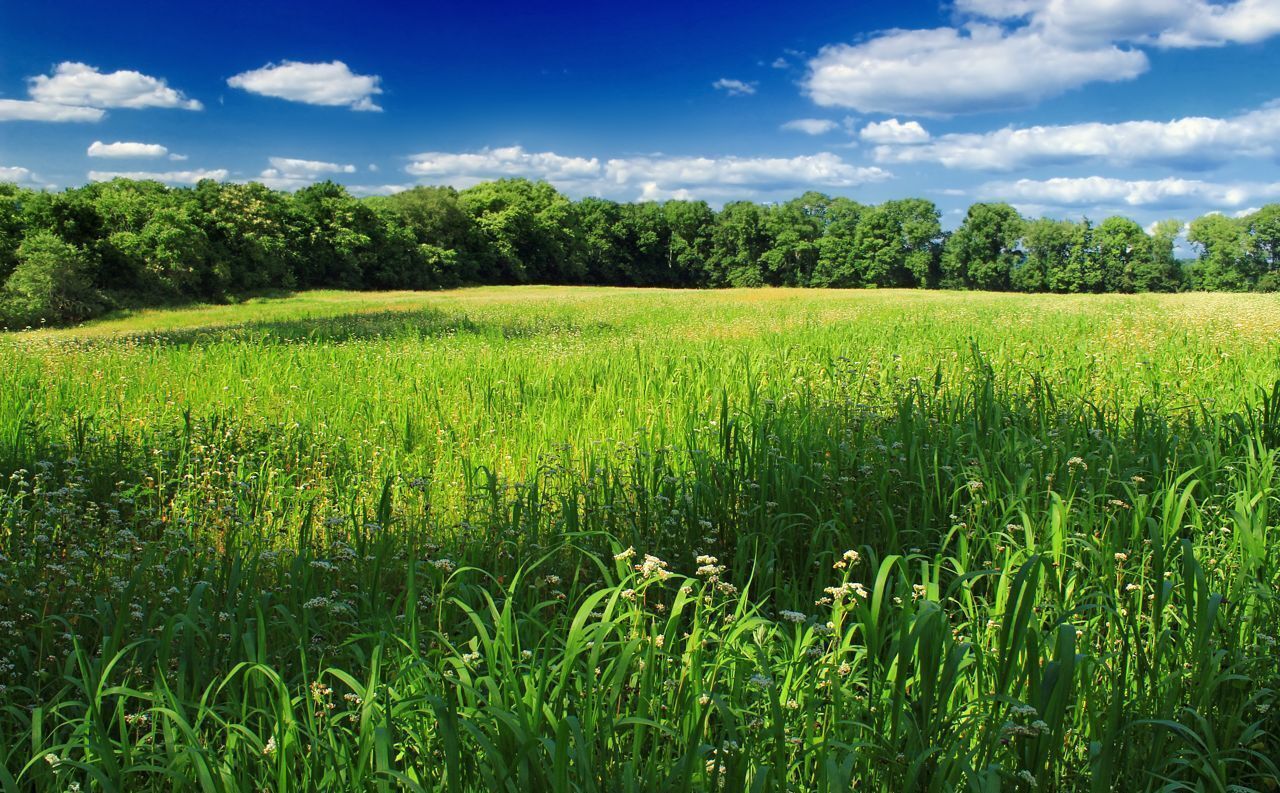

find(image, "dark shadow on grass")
[60,308,615,348]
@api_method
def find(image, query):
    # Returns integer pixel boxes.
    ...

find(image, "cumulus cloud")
[257,157,359,190]
[0,99,104,122]
[804,0,1280,116]
[781,118,839,135]
[403,145,891,201]
[87,140,170,159]
[712,78,758,96]
[955,0,1280,48]
[860,118,930,144]
[874,101,1280,170]
[228,61,383,111]
[0,166,43,187]
[980,175,1280,209]
[406,146,601,188]
[29,62,201,110]
[805,25,1147,115]
[88,169,228,185]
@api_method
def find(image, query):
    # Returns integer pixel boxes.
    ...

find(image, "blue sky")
[2,0,1279,228]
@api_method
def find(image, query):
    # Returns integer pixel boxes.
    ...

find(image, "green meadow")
[2,287,1279,791]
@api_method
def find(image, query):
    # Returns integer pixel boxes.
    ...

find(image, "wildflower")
[613,546,636,561]
[1114,552,1128,563]
[263,735,277,756]
[620,588,638,602]
[635,554,670,580]
[44,753,60,767]
[1067,457,1087,472]
[1019,769,1038,788]
[833,549,860,570]
[778,610,807,623]
[543,574,561,586]
[430,558,456,573]
[748,673,773,689]
[912,584,927,600]
[698,693,712,706]
[461,651,481,665]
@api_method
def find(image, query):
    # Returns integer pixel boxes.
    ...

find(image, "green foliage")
[1188,213,1250,291]
[2,172,1280,328]
[853,198,942,288]
[1,230,101,327]
[2,289,1279,789]
[941,202,1023,290]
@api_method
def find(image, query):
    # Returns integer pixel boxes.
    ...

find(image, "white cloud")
[874,101,1280,169]
[771,57,791,69]
[781,118,839,135]
[804,0,1280,117]
[805,24,1147,115]
[88,169,228,185]
[348,183,416,197]
[0,99,104,122]
[956,0,1280,48]
[228,61,383,111]
[267,157,356,175]
[29,62,201,110]
[860,118,931,144]
[980,175,1280,209]
[712,78,758,96]
[0,166,42,187]
[257,157,359,190]
[87,140,169,159]
[604,152,889,193]
[406,146,601,188]
[403,145,892,201]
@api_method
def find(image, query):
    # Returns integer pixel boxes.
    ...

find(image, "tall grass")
[1,287,1278,790]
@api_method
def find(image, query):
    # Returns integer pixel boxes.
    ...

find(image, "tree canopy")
[0,175,1269,327]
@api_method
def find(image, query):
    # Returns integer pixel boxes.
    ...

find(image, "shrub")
[1,230,102,327]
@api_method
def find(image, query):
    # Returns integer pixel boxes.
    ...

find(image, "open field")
[2,287,1279,790]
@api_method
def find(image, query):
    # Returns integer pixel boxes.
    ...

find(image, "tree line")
[1,177,1278,327]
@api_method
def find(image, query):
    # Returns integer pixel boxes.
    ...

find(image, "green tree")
[2,231,102,326]
[0,184,28,283]
[760,192,828,287]
[662,200,715,287]
[194,180,300,294]
[854,199,941,288]
[371,186,483,285]
[1013,218,1076,292]
[1133,219,1183,292]
[709,202,769,287]
[1188,213,1248,291]
[1093,216,1151,293]
[459,179,577,284]
[810,198,864,288]
[1241,205,1280,290]
[941,202,1023,290]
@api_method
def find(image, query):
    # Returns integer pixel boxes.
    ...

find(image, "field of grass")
[2,286,1279,791]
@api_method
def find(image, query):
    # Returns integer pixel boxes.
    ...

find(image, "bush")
[1,231,103,328]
